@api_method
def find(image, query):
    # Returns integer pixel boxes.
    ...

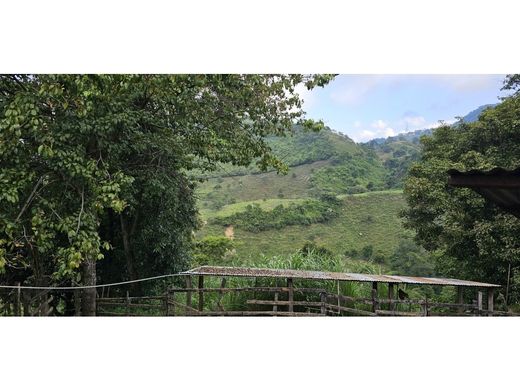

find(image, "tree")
[402,75,520,302]
[0,74,334,315]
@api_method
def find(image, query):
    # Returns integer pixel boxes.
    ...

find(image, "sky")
[298,75,507,142]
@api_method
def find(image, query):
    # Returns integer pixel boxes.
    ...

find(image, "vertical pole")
[126,290,130,315]
[217,278,226,312]
[320,292,327,316]
[164,290,170,316]
[388,283,395,312]
[477,291,483,315]
[198,275,204,312]
[287,278,294,313]
[487,287,494,316]
[273,292,279,315]
[372,282,378,313]
[171,291,176,317]
[185,275,192,315]
[457,286,464,314]
[506,262,511,305]
[74,289,81,316]
[15,282,21,316]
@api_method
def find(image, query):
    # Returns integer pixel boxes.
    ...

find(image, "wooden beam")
[477,291,483,315]
[457,286,464,314]
[320,292,327,316]
[287,278,294,312]
[388,283,395,312]
[488,287,495,316]
[217,278,226,312]
[185,275,192,315]
[198,275,204,312]
[448,174,520,189]
[371,282,378,313]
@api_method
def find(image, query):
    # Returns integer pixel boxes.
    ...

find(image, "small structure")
[448,168,520,218]
[166,265,501,316]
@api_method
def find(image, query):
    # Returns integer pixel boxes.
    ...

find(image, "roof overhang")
[448,168,520,218]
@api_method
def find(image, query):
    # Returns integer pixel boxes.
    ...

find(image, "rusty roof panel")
[183,266,500,288]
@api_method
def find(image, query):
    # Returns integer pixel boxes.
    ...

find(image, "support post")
[126,291,130,315]
[457,286,464,314]
[487,287,494,316]
[477,291,483,315]
[320,292,327,316]
[74,290,81,316]
[287,278,294,313]
[16,282,21,316]
[372,282,378,313]
[185,275,192,315]
[217,278,226,312]
[273,292,279,315]
[198,275,204,312]
[388,283,395,312]
[164,290,170,316]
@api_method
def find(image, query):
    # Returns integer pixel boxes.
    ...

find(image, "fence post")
[185,275,192,315]
[371,282,378,313]
[74,290,81,316]
[217,278,226,312]
[320,292,327,316]
[477,291,483,316]
[287,278,294,313]
[198,275,204,312]
[164,290,170,316]
[487,287,494,316]
[126,291,130,315]
[388,283,395,312]
[273,292,279,315]
[457,286,464,314]
[16,282,21,317]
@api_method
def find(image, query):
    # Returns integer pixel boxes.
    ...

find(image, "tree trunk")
[81,256,97,316]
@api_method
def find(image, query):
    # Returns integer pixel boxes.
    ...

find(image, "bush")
[213,198,340,232]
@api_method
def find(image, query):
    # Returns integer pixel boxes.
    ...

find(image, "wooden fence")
[96,283,517,317]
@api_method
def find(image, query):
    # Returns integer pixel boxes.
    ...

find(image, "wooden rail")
[94,284,499,317]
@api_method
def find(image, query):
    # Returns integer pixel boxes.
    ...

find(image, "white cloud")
[354,126,395,142]
[433,75,502,93]
[357,130,376,141]
[384,127,396,137]
[400,115,426,129]
[371,119,388,129]
[329,75,392,106]
[353,120,362,128]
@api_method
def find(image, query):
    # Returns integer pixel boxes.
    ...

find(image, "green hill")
[198,190,408,261]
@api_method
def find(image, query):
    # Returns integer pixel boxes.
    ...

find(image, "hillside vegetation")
[195,104,494,277]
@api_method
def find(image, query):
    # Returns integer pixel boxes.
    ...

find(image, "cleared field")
[198,191,409,262]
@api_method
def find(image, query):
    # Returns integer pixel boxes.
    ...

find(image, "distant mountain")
[366,103,497,147]
[363,104,498,187]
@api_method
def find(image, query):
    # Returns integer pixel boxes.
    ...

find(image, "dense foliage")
[402,76,520,303]
[213,197,341,232]
[0,74,333,315]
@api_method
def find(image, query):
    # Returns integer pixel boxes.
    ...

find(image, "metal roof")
[183,266,500,288]
[448,168,520,217]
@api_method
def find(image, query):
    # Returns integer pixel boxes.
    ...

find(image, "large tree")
[0,74,334,315]
[402,75,520,303]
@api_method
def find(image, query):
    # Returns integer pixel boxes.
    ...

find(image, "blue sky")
[298,75,507,142]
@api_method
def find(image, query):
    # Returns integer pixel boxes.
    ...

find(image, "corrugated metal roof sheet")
[183,266,500,288]
[448,168,520,217]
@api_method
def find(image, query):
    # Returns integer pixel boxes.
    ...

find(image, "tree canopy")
[0,74,334,314]
[402,75,520,303]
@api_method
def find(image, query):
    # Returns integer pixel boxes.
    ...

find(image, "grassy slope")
[198,190,408,262]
